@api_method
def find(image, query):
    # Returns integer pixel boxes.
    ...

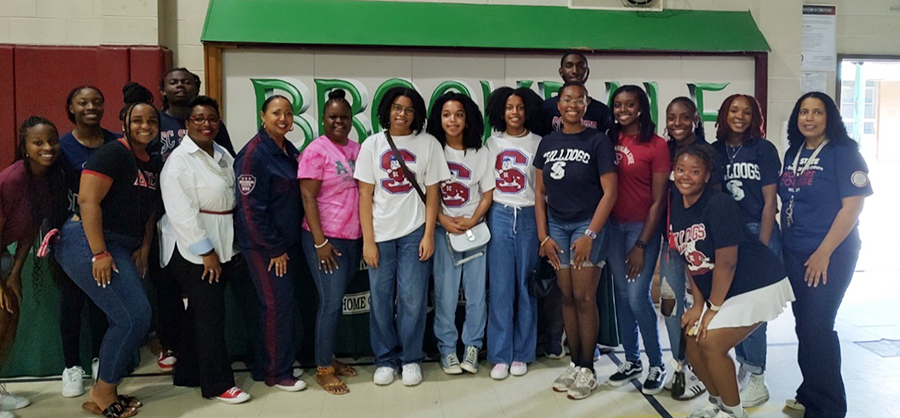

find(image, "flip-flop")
[81,400,138,418]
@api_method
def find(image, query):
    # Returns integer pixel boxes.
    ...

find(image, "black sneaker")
[641,365,667,395]
[608,360,642,386]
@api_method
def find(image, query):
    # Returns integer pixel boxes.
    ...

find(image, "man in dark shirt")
[154,68,236,159]
[539,52,614,136]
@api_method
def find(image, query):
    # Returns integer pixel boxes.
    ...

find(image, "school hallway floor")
[5,268,899,418]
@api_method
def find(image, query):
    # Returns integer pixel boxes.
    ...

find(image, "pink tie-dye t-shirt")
[297,136,362,240]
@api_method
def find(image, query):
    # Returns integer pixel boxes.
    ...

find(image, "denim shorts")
[547,214,609,269]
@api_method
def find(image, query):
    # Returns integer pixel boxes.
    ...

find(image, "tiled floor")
[5,269,900,418]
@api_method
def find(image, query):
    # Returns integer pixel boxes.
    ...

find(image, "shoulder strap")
[384,131,426,203]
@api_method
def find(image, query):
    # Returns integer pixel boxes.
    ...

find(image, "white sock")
[723,401,743,414]
[710,395,723,407]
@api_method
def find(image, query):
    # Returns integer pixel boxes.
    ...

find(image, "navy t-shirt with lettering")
[778,141,873,254]
[151,111,236,160]
[533,128,616,222]
[669,188,785,301]
[59,129,119,215]
[540,96,614,136]
[713,138,781,223]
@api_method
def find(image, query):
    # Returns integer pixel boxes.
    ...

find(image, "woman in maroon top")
[0,116,67,413]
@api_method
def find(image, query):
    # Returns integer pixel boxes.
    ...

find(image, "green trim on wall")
[201,0,769,53]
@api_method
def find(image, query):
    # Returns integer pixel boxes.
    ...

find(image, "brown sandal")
[118,395,142,409]
[316,366,349,395]
[82,399,138,418]
[332,359,358,377]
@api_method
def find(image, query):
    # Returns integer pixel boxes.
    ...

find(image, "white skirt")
[706,278,796,330]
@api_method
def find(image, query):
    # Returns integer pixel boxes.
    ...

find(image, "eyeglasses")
[391,104,416,116]
[190,116,221,125]
[560,98,587,106]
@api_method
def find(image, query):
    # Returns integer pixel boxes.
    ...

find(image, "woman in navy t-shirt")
[778,92,872,418]
[57,85,117,398]
[712,94,781,406]
[670,144,793,418]
[534,81,617,400]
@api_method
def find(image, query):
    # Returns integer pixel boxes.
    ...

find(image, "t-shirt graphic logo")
[550,161,567,180]
[614,145,635,166]
[380,149,416,194]
[238,174,257,195]
[674,223,714,275]
[726,179,745,201]
[134,169,158,190]
[495,150,527,193]
[441,162,471,207]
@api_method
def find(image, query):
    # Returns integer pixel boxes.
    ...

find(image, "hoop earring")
[289,126,294,132]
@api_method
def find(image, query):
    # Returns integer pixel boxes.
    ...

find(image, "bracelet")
[314,239,330,249]
[539,236,551,247]
[706,300,721,312]
[91,251,111,263]
[583,229,597,240]
[634,239,647,250]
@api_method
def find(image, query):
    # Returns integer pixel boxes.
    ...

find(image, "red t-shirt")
[0,160,50,247]
[612,133,671,223]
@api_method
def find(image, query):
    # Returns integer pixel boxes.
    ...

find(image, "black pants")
[149,235,183,353]
[56,261,108,369]
[785,249,858,418]
[169,248,235,398]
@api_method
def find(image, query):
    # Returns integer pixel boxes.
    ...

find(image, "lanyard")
[785,139,828,227]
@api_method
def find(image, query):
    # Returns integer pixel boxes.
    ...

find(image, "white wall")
[5,0,900,143]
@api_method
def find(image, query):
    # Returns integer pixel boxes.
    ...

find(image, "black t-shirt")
[59,129,118,215]
[533,128,616,222]
[82,140,162,239]
[669,188,785,301]
[713,138,781,223]
[539,96,614,136]
[151,111,237,160]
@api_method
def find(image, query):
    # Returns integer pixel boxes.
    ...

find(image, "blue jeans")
[659,244,687,361]
[486,204,538,364]
[734,221,783,374]
[786,249,857,418]
[608,220,663,367]
[433,226,487,356]
[54,220,151,384]
[368,225,430,368]
[300,229,362,367]
[547,215,609,268]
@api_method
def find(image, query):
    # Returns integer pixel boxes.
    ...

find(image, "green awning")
[201,0,770,53]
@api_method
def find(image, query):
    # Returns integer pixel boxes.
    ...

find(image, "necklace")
[507,130,530,138]
[726,144,743,164]
[198,151,235,188]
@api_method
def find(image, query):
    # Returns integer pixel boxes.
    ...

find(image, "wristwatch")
[584,229,597,240]
[634,239,647,250]
[706,301,721,312]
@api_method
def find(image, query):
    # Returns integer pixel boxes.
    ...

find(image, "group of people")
[0,52,870,418]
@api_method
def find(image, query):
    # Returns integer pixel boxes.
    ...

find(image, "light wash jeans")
[432,226,487,357]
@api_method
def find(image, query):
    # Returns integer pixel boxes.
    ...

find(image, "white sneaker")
[688,400,720,418]
[714,408,748,418]
[566,368,597,400]
[460,346,479,374]
[552,363,580,392]
[510,361,528,376]
[0,411,13,418]
[784,398,805,411]
[293,368,304,378]
[401,363,422,386]
[674,366,707,400]
[740,373,769,407]
[490,364,509,380]
[91,358,99,381]
[736,367,750,391]
[0,385,30,410]
[61,366,85,397]
[274,378,307,392]
[373,366,397,385]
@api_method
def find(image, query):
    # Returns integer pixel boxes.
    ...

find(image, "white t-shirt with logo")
[486,132,541,208]
[355,131,451,242]
[440,146,495,218]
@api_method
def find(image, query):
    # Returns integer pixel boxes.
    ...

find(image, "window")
[840,77,879,139]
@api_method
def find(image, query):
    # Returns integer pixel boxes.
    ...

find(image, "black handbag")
[528,257,556,298]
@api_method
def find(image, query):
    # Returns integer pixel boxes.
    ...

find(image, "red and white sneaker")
[157,350,177,372]
[214,387,250,404]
